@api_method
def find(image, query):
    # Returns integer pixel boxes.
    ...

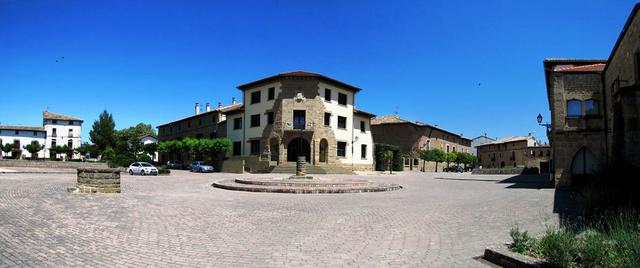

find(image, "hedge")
[374,144,403,171]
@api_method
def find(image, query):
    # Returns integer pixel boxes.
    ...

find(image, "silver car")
[128,162,159,176]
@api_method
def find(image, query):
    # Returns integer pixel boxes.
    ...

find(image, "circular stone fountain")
[212,157,402,194]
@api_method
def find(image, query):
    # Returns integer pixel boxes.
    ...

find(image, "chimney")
[195,102,200,115]
[205,102,211,112]
[232,97,237,105]
[528,132,532,136]
[218,102,222,108]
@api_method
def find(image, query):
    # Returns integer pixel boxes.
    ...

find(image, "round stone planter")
[68,168,121,193]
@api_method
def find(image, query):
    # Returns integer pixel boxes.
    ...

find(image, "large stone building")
[222,71,375,171]
[544,59,607,186]
[544,3,640,186]
[0,111,83,160]
[476,135,552,172]
[371,115,471,171]
[157,100,241,163]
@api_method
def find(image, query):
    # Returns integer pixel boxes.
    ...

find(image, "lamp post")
[536,113,552,139]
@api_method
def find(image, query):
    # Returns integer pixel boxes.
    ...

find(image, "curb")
[483,247,550,268]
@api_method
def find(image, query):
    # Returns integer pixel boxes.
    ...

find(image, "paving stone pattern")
[0,171,558,267]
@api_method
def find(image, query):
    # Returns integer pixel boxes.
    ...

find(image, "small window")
[267,112,274,125]
[250,114,260,127]
[33,131,37,136]
[198,118,202,126]
[338,93,347,105]
[233,141,241,156]
[251,91,261,104]
[52,120,57,124]
[337,142,347,157]
[209,132,216,138]
[360,121,365,132]
[268,87,275,100]
[169,126,173,133]
[233,118,243,130]
[68,139,73,148]
[567,99,582,118]
[361,144,367,159]
[547,150,551,156]
[187,121,191,128]
[324,89,331,102]
[15,130,18,135]
[324,113,331,126]
[250,140,260,155]
[337,116,347,129]
[585,99,599,115]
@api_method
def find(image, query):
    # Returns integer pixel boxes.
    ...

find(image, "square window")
[251,91,261,104]
[233,118,243,130]
[324,113,331,126]
[337,142,347,157]
[250,114,260,127]
[250,140,260,155]
[324,89,331,102]
[361,144,367,159]
[268,87,275,100]
[338,116,347,129]
[267,112,274,125]
[233,141,241,156]
[338,93,347,105]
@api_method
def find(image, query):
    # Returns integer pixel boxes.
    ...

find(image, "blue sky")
[1,0,637,143]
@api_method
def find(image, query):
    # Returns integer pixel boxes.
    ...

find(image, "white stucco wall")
[243,82,280,153]
[352,114,374,165]
[0,130,46,159]
[318,82,359,164]
[225,113,244,156]
[44,119,82,159]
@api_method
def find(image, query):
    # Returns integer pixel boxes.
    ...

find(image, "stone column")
[296,156,306,176]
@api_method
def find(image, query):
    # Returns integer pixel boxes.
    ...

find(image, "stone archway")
[319,139,328,163]
[287,138,311,162]
[570,147,600,186]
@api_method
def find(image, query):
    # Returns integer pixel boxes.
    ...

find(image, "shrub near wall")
[374,144,403,171]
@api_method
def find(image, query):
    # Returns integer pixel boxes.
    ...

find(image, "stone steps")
[270,163,355,175]
[212,177,402,194]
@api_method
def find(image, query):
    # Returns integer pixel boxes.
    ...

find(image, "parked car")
[190,161,214,173]
[166,160,185,169]
[128,162,159,176]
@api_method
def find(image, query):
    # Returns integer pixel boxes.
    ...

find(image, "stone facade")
[222,71,375,172]
[370,115,472,171]
[476,135,551,172]
[67,168,121,193]
[543,59,607,187]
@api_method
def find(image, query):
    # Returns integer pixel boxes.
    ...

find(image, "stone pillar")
[296,156,306,176]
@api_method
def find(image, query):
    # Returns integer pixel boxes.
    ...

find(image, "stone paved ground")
[0,170,559,267]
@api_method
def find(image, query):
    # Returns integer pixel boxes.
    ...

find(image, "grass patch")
[508,209,640,267]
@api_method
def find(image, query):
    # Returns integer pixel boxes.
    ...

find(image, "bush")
[538,227,577,267]
[374,144,403,171]
[137,154,152,162]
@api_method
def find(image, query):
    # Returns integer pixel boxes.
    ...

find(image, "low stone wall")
[472,167,524,175]
[220,158,244,174]
[68,168,121,193]
[0,159,108,169]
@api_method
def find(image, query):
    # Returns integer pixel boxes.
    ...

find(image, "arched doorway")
[270,138,279,162]
[287,138,310,162]
[570,147,600,185]
[319,139,328,163]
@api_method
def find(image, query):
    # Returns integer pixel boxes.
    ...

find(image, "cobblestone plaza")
[0,170,557,267]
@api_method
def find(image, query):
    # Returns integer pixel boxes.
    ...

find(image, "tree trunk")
[422,159,425,172]
[435,162,438,172]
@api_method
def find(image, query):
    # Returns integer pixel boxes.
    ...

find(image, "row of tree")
[157,137,231,162]
[419,149,477,172]
[0,142,88,160]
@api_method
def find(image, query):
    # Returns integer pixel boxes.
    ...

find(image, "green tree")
[0,143,14,159]
[383,150,394,174]
[427,149,446,172]
[75,142,94,158]
[113,123,156,162]
[49,144,69,160]
[89,110,116,152]
[23,143,44,160]
[444,152,457,169]
[142,143,157,157]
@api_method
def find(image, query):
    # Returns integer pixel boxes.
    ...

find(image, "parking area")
[0,170,558,267]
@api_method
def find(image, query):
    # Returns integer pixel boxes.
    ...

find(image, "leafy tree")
[23,143,44,160]
[444,152,457,169]
[49,144,69,160]
[427,148,446,172]
[89,110,116,152]
[102,146,116,160]
[382,150,394,174]
[75,142,95,158]
[0,143,14,159]
[374,144,403,171]
[142,143,157,157]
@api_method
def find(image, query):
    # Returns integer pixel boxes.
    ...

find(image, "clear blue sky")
[1,0,637,143]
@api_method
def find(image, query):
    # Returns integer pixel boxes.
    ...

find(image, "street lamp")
[537,113,551,138]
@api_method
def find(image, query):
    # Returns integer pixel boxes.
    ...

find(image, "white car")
[128,162,159,176]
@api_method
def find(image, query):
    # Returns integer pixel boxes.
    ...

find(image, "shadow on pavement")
[497,174,554,189]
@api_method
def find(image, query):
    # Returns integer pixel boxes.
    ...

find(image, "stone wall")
[0,159,108,169]
[68,168,121,193]
[219,158,244,174]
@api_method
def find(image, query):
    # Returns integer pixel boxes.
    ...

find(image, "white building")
[43,111,83,159]
[0,111,83,160]
[140,135,158,162]
[0,126,46,159]
[222,71,375,171]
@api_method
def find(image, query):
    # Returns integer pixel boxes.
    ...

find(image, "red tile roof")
[0,125,45,132]
[43,111,83,122]
[554,63,606,73]
[219,104,243,114]
[237,71,361,92]
[353,108,375,118]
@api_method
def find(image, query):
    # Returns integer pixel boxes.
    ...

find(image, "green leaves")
[158,138,231,161]
[89,110,116,151]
